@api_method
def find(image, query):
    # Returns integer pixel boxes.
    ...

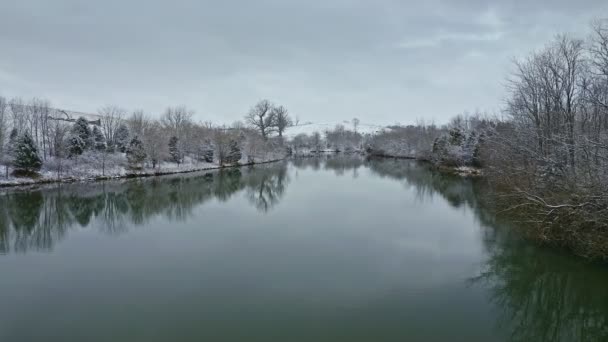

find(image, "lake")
[1,156,607,341]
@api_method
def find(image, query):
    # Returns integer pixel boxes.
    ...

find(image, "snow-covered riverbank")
[0,152,285,189]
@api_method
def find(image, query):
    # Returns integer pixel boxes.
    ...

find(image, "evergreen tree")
[92,126,106,151]
[126,136,147,170]
[225,139,242,164]
[201,139,214,163]
[168,136,181,165]
[114,124,130,153]
[67,135,85,158]
[71,117,93,149]
[448,127,465,146]
[13,132,42,173]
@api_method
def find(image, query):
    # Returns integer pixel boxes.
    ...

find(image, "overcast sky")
[1,1,606,125]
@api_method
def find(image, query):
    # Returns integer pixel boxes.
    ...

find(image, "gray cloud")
[1,0,606,124]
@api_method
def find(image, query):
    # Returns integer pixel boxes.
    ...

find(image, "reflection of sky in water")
[1,157,607,342]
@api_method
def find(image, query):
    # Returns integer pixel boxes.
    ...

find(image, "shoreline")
[366,153,483,177]
[0,158,285,191]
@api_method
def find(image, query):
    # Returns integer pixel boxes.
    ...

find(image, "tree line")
[366,19,608,259]
[0,98,294,178]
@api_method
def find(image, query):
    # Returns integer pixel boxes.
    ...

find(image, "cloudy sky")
[1,0,606,125]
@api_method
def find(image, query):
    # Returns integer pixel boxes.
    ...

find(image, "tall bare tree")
[352,118,360,133]
[128,110,150,139]
[9,97,27,134]
[0,96,7,176]
[99,105,126,150]
[271,105,292,139]
[245,100,275,140]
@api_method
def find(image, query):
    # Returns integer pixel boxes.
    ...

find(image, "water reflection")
[0,162,290,254]
[362,157,608,342]
[1,156,608,341]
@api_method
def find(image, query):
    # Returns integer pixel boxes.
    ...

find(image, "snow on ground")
[0,152,284,188]
[285,121,385,139]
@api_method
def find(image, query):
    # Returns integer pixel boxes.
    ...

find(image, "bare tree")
[128,110,150,138]
[161,106,194,158]
[99,105,126,150]
[49,120,69,179]
[142,121,166,169]
[245,100,275,140]
[9,97,27,134]
[161,106,193,136]
[27,98,51,159]
[311,131,322,152]
[271,105,292,139]
[213,127,232,166]
[352,118,360,133]
[0,96,7,177]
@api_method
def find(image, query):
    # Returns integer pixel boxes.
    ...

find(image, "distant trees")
[325,124,363,152]
[367,123,440,159]
[312,132,322,152]
[245,100,293,140]
[0,95,291,180]
[291,133,310,154]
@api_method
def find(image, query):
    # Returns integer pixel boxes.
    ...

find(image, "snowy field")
[284,122,385,139]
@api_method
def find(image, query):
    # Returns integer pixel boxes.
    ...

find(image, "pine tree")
[114,124,130,153]
[67,135,85,158]
[126,136,147,170]
[13,132,42,173]
[71,117,93,149]
[92,126,106,151]
[201,139,214,163]
[168,136,181,165]
[225,139,242,165]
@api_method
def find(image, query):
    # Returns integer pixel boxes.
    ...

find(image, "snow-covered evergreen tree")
[92,126,106,151]
[225,139,242,164]
[13,132,42,173]
[126,136,147,170]
[71,117,93,149]
[168,136,181,165]
[114,124,130,153]
[67,135,85,157]
[201,139,214,163]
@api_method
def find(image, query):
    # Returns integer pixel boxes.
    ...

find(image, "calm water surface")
[1,156,607,341]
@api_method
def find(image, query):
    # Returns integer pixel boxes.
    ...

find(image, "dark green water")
[1,156,607,342]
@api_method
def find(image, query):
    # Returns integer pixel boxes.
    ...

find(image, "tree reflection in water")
[363,157,608,342]
[0,162,290,254]
[1,156,608,341]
